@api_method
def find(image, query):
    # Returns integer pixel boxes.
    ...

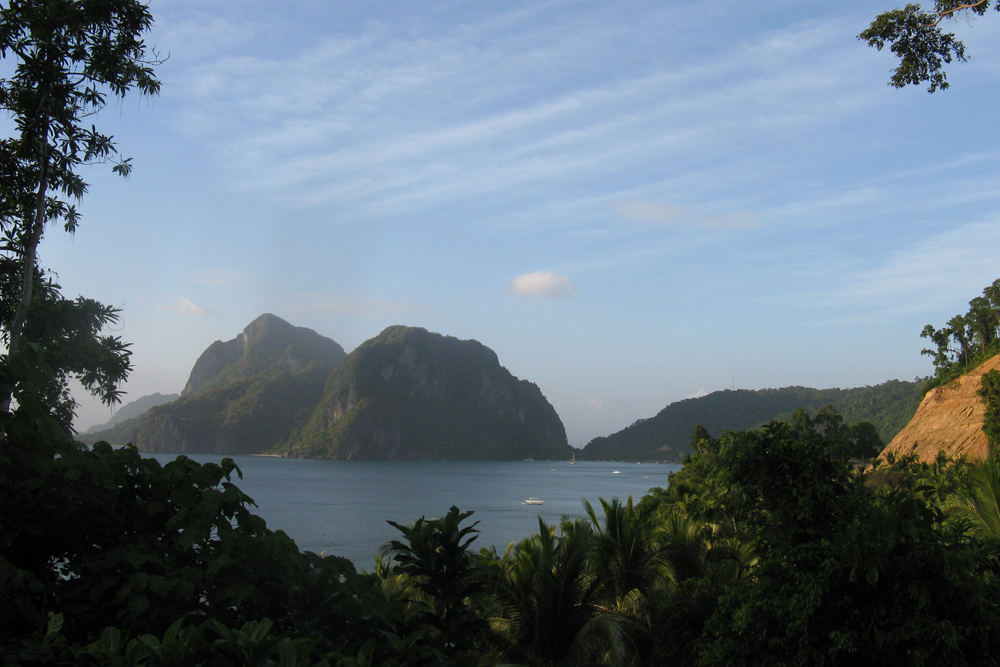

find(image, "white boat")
[523,497,544,505]
[570,452,577,465]
[612,470,621,474]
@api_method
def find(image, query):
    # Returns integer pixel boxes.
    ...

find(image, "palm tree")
[583,496,660,605]
[948,453,1000,538]
[584,496,708,603]
[484,517,634,667]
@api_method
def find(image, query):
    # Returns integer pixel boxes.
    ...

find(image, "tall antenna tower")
[732,375,735,391]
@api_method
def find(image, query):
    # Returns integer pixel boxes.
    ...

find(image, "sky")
[31,0,1000,447]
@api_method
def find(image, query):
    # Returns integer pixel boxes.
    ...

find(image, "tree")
[980,370,1000,456]
[699,422,1000,667]
[0,0,161,415]
[860,1,998,92]
[0,262,130,426]
[948,451,1000,538]
[384,506,490,663]
[919,279,1000,389]
[484,517,635,666]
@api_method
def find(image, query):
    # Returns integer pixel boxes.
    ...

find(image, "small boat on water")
[570,452,577,465]
[612,470,621,474]
[523,497,544,505]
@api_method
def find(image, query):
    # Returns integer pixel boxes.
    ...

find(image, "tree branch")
[921,0,989,27]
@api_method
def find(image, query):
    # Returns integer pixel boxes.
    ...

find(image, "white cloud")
[283,294,432,318]
[686,388,709,399]
[616,199,760,231]
[578,398,604,408]
[156,298,214,316]
[507,272,577,298]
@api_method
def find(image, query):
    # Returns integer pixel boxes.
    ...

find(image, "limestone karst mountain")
[280,325,573,460]
[83,318,570,460]
[880,354,1000,463]
[81,314,346,453]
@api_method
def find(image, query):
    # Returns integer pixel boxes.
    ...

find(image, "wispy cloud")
[165,5,888,227]
[578,397,604,408]
[834,217,1000,311]
[282,294,433,318]
[616,199,760,231]
[156,298,215,316]
[507,272,578,298]
[686,388,709,399]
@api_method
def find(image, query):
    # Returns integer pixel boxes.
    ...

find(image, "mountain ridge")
[82,392,179,434]
[581,380,924,461]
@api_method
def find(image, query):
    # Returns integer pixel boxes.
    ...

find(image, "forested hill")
[581,380,923,461]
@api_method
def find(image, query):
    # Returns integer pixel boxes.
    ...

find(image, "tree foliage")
[980,369,1000,455]
[0,0,161,418]
[860,0,998,92]
[920,279,1000,390]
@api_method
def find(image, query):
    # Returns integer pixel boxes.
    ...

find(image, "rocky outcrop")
[881,354,1000,463]
[281,326,572,460]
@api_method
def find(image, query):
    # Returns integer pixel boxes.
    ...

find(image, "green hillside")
[581,379,924,462]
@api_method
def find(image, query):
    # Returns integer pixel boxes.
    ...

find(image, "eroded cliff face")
[881,354,1000,463]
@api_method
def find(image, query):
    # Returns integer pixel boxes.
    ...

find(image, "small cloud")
[686,388,709,399]
[157,298,215,316]
[615,199,760,231]
[578,398,604,408]
[283,293,433,317]
[192,269,246,288]
[507,271,578,298]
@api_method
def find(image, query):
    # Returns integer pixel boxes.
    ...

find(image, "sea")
[146,454,682,569]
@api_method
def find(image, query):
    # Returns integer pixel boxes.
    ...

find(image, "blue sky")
[37,0,1000,446]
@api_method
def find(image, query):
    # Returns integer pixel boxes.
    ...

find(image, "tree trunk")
[8,133,48,358]
[1,131,49,418]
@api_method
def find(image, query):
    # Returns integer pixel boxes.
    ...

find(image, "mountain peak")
[182,314,345,396]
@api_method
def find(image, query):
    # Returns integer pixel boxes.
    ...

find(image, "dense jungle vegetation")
[7,396,1000,666]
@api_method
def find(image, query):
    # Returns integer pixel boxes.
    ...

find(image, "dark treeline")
[6,395,1000,666]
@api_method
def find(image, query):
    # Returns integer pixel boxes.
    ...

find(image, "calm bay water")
[147,454,681,568]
